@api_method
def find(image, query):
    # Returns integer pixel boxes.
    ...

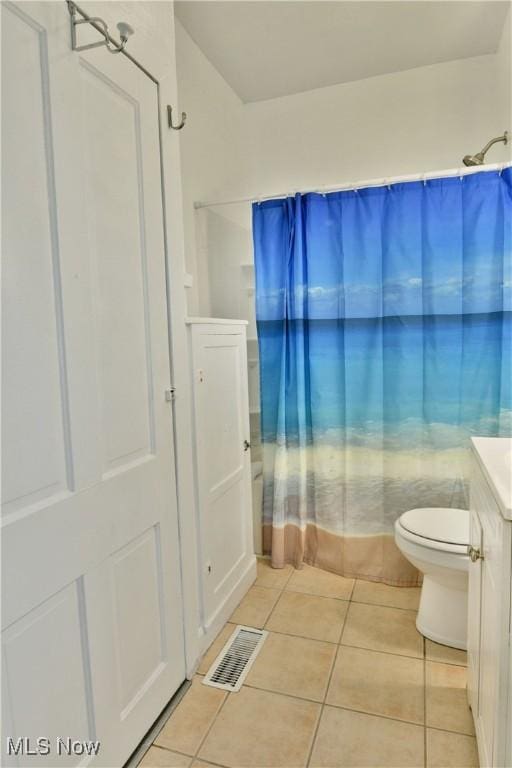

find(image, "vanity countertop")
[471,437,512,521]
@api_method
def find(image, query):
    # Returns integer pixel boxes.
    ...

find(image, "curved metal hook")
[167,105,187,131]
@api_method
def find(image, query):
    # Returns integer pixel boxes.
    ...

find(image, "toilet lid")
[399,507,470,546]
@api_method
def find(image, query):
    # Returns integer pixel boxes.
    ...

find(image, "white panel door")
[190,324,253,628]
[1,3,185,766]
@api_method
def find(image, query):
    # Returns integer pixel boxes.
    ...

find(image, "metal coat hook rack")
[67,1,135,54]
[167,105,187,131]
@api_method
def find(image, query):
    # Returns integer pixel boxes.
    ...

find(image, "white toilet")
[394,507,470,650]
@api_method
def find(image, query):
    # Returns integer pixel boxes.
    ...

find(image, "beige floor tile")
[310,706,424,767]
[326,645,424,724]
[155,679,226,756]
[426,639,467,666]
[229,586,280,628]
[426,729,479,767]
[286,564,354,600]
[266,590,348,643]
[246,631,336,701]
[197,624,236,675]
[255,558,293,590]
[426,661,475,735]
[199,686,320,767]
[341,602,423,658]
[352,579,421,610]
[190,763,220,768]
[140,747,191,767]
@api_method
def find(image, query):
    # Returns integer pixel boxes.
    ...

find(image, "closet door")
[1,3,185,766]
[189,322,254,630]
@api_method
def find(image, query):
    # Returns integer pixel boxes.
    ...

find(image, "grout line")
[317,704,426,730]
[191,689,231,764]
[258,580,420,612]
[242,681,324,706]
[344,596,420,612]
[424,724,477,737]
[255,557,294,590]
[207,621,426,662]
[240,619,464,666]
[281,564,295,589]
[262,585,288,629]
[424,653,468,668]
[306,587,352,767]
[252,627,339,645]
[338,599,351,646]
[283,587,353,603]
[338,638,423,661]
[239,679,473,737]
[306,641,341,767]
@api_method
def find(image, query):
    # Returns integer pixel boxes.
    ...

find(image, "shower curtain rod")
[194,160,512,210]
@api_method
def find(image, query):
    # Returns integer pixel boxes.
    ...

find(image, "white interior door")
[1,3,185,765]
[190,323,253,629]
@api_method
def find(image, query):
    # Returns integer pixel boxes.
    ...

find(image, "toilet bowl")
[394,507,470,650]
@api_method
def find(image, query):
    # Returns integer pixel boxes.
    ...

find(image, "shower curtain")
[253,168,512,585]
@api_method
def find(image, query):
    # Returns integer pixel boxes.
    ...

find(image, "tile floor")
[138,559,478,768]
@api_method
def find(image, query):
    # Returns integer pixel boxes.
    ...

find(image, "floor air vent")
[202,625,268,692]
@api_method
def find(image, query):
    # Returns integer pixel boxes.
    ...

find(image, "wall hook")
[167,105,187,131]
[68,1,134,55]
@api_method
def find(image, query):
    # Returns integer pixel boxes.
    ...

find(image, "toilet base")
[416,575,468,650]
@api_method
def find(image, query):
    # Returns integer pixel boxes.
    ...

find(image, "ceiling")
[175,1,510,102]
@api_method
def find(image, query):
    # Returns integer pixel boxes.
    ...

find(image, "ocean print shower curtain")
[253,168,512,585]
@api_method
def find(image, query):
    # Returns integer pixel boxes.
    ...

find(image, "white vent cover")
[202,625,268,692]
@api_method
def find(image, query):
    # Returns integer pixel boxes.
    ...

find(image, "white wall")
[175,21,248,315]
[496,7,512,132]
[245,52,512,197]
[206,209,255,332]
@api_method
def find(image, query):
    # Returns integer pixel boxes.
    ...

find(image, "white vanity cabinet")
[187,319,256,649]
[467,438,512,768]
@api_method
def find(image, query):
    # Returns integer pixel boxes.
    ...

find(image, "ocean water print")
[258,312,512,443]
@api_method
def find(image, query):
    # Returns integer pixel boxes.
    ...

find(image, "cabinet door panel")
[467,506,482,714]
[469,454,510,768]
[191,325,254,631]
